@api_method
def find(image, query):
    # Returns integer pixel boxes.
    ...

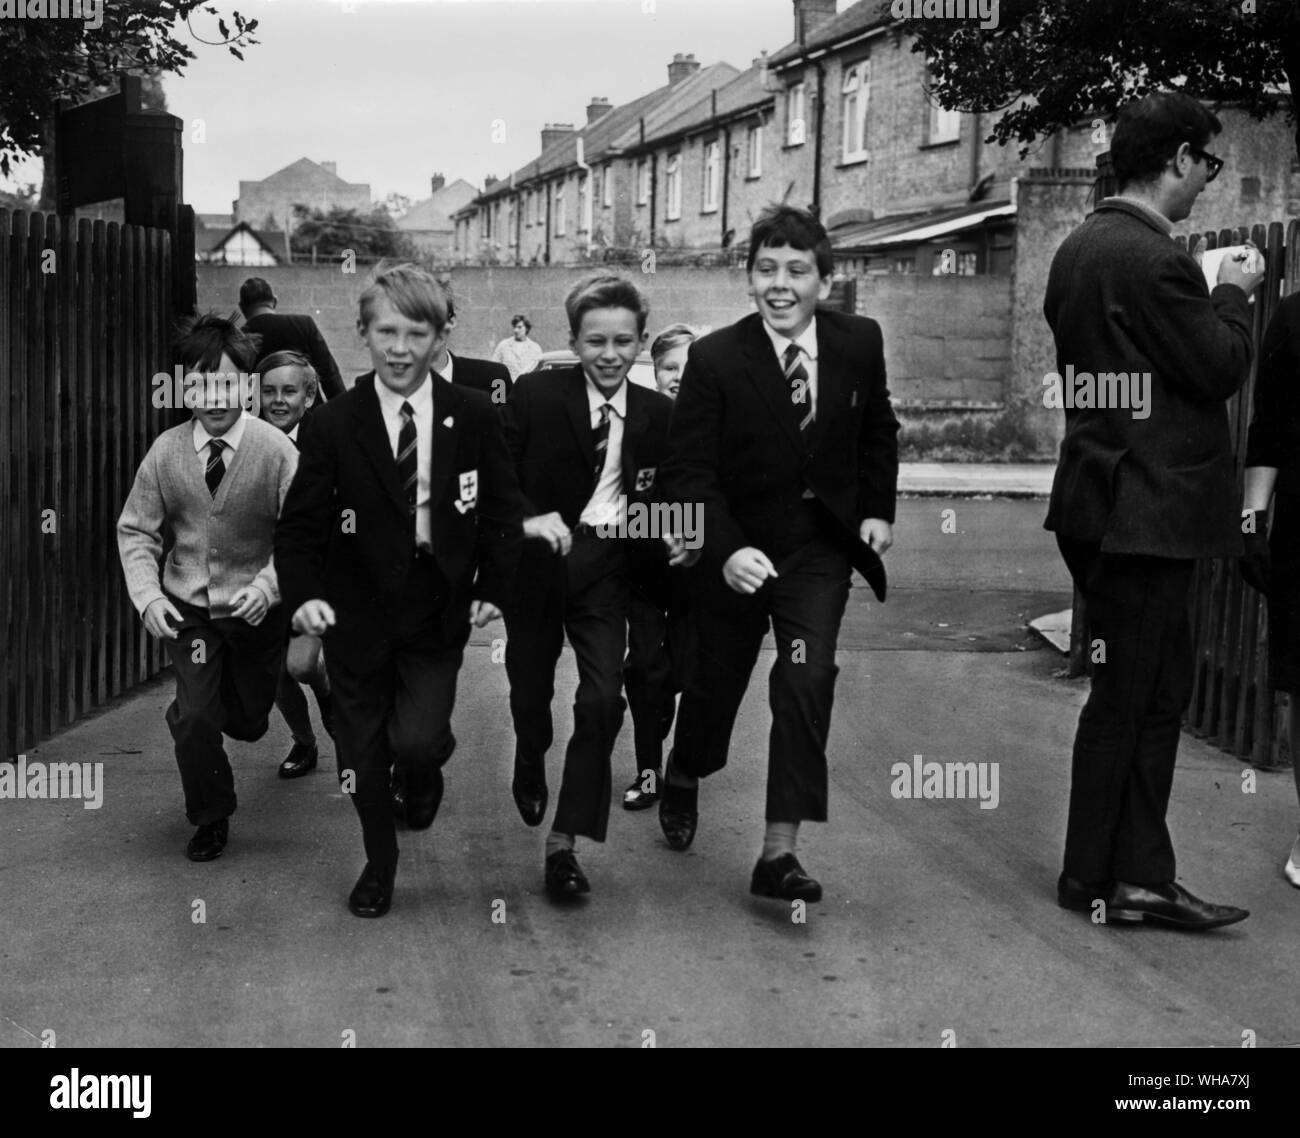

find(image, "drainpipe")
[969,110,982,190]
[811,62,825,218]
[721,123,732,247]
[544,180,552,265]
[649,152,658,248]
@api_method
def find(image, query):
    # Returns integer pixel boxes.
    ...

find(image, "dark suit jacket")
[1245,291,1300,488]
[243,312,346,400]
[449,352,512,405]
[275,372,524,669]
[659,309,899,576]
[1044,199,1254,558]
[500,365,673,602]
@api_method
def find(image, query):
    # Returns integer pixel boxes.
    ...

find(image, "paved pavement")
[899,462,1055,498]
[4,493,1298,1049]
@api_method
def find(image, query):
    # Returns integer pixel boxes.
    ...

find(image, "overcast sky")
[151,0,803,214]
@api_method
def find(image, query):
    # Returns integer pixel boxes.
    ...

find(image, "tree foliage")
[289,204,416,262]
[0,2,259,179]
[894,0,1299,161]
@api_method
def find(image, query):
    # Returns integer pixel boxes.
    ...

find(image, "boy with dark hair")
[118,315,298,861]
[501,273,677,896]
[275,264,523,917]
[658,204,899,903]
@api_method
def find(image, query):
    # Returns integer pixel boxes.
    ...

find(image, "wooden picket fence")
[1,208,173,759]
[1179,218,1300,768]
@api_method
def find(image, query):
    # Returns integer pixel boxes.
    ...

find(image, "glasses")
[1188,147,1224,183]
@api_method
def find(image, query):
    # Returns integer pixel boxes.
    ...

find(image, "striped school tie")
[205,439,227,497]
[592,402,612,490]
[784,343,814,436]
[396,401,417,524]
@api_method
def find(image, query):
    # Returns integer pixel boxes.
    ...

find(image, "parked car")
[534,349,658,390]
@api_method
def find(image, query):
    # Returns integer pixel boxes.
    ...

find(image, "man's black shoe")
[658,779,698,851]
[750,853,822,902]
[623,769,661,810]
[512,762,548,827]
[278,742,318,779]
[186,818,229,862]
[544,849,590,897]
[348,860,397,918]
[1057,871,1108,913]
[406,768,444,831]
[1104,881,1248,930]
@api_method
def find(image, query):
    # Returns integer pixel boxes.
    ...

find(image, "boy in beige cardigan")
[118,315,298,861]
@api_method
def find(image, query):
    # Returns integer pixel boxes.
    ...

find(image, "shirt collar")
[374,371,433,415]
[585,373,628,418]
[763,315,819,363]
[1105,195,1174,236]
[287,422,300,443]
[193,410,251,453]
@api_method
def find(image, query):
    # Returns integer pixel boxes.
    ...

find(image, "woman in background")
[491,314,544,381]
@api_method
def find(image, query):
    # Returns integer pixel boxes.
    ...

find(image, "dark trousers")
[327,553,466,867]
[1057,537,1194,884]
[671,539,851,822]
[505,532,628,841]
[625,594,674,776]
[161,595,287,826]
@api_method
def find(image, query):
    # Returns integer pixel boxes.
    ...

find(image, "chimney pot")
[667,52,702,86]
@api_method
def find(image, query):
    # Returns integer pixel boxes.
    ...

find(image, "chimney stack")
[793,0,837,45]
[431,173,446,195]
[320,161,338,176]
[587,97,614,125]
[667,52,701,86]
[540,122,576,152]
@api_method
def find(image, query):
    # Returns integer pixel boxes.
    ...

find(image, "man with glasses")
[1045,90,1265,931]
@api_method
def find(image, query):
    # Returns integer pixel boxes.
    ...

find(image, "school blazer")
[450,352,512,404]
[659,309,900,576]
[274,372,524,668]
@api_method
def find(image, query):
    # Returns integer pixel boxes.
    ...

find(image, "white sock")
[762,821,798,862]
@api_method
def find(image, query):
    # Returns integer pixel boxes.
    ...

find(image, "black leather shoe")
[278,742,318,779]
[623,769,661,810]
[406,768,444,831]
[658,779,698,850]
[348,860,397,918]
[186,818,229,862]
[544,849,590,897]
[750,853,822,902]
[1057,871,1108,913]
[390,774,407,821]
[512,762,548,827]
[1104,880,1249,930]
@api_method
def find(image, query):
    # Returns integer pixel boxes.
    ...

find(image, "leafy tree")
[289,204,417,262]
[0,2,259,190]
[894,0,1299,163]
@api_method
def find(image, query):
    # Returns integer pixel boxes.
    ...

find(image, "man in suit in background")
[1045,91,1264,930]
[501,274,675,898]
[439,297,513,407]
[239,277,346,400]
[275,264,523,917]
[657,204,899,903]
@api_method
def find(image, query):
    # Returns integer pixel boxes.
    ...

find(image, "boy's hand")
[723,547,778,594]
[663,533,702,568]
[143,597,182,640]
[860,518,893,555]
[524,512,572,556]
[469,600,502,628]
[230,586,269,626]
[293,599,336,636]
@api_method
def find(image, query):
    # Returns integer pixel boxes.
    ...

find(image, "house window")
[702,141,720,213]
[787,82,806,146]
[747,123,763,178]
[842,61,870,161]
[578,175,588,232]
[927,99,961,145]
[555,183,566,236]
[665,153,682,221]
[636,159,649,205]
[603,163,613,207]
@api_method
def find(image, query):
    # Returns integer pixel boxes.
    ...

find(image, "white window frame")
[842,61,870,162]
[603,163,613,207]
[555,183,566,236]
[577,174,588,232]
[787,82,806,146]
[927,99,961,145]
[665,153,682,221]
[702,141,720,213]
[747,123,763,178]
[636,159,649,205]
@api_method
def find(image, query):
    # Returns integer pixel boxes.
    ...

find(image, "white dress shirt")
[374,374,435,551]
[579,375,627,527]
[193,410,252,470]
[763,315,820,420]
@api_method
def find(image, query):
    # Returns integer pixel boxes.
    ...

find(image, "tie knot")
[209,439,226,454]
[400,401,414,422]
[783,343,802,367]
[598,403,612,423]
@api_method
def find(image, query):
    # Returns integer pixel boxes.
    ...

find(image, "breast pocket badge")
[454,469,478,514]
[634,467,656,492]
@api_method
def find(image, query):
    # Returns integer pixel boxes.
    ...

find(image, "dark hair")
[511,314,532,332]
[746,204,833,277]
[175,313,258,373]
[1110,91,1222,190]
[238,276,275,313]
[358,263,449,332]
[564,274,650,337]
